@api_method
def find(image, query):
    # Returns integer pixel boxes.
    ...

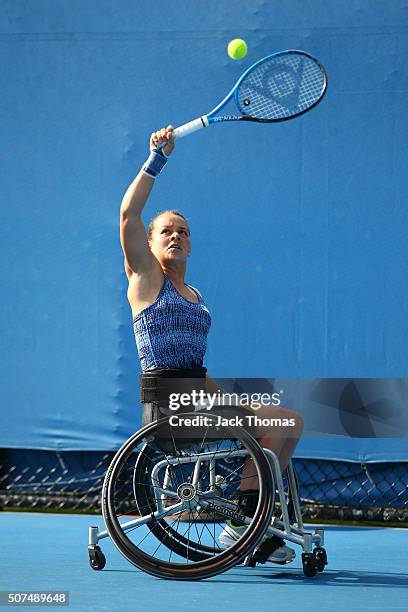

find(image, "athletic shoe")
[219,520,295,564]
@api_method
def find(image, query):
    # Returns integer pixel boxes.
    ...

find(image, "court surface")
[0,513,407,612]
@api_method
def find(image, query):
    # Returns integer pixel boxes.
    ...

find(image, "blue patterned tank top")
[133,276,211,372]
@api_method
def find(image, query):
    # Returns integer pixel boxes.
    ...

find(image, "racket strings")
[237,54,325,120]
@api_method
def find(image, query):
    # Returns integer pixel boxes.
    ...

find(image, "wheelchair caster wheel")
[89,546,106,570]
[313,547,327,572]
[302,552,317,577]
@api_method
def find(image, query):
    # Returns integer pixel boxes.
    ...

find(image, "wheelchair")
[88,408,328,580]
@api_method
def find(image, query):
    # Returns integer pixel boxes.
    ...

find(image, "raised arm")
[120,126,175,276]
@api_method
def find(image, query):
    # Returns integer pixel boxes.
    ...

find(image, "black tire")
[302,552,317,577]
[313,547,327,572]
[102,413,275,580]
[89,546,106,571]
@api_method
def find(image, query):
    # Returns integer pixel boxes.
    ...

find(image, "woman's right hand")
[150,125,175,157]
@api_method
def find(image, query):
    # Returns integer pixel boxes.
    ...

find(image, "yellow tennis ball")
[227,38,248,60]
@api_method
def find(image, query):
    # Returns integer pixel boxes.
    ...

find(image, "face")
[149,213,191,265]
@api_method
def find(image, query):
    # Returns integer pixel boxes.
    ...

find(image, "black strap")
[253,536,285,564]
[237,490,259,518]
[140,367,207,404]
[141,367,207,378]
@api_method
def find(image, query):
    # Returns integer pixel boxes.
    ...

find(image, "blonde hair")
[148,210,190,239]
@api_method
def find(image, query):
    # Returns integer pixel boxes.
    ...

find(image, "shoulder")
[187,284,203,300]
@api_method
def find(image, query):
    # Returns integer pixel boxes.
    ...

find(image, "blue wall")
[1,1,408,452]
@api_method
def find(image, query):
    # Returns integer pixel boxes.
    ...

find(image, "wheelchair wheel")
[102,412,275,580]
[132,443,221,559]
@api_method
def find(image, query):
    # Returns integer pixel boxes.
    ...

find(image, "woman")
[119,125,303,564]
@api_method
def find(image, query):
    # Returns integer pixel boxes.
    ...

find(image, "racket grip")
[173,116,209,139]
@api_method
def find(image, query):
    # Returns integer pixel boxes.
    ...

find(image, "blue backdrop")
[1,1,407,459]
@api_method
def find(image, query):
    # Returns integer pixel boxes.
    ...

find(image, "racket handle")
[173,116,209,139]
[156,116,209,151]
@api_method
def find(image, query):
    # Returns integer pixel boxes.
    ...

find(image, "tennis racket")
[170,50,327,141]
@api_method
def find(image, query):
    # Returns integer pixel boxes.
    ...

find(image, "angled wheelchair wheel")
[102,412,275,580]
[132,443,220,559]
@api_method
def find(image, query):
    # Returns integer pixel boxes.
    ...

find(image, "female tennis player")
[119,125,304,564]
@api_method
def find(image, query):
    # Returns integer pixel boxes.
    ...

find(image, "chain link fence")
[0,449,407,521]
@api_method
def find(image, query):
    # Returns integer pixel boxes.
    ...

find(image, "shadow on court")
[250,568,408,588]
[101,566,408,589]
